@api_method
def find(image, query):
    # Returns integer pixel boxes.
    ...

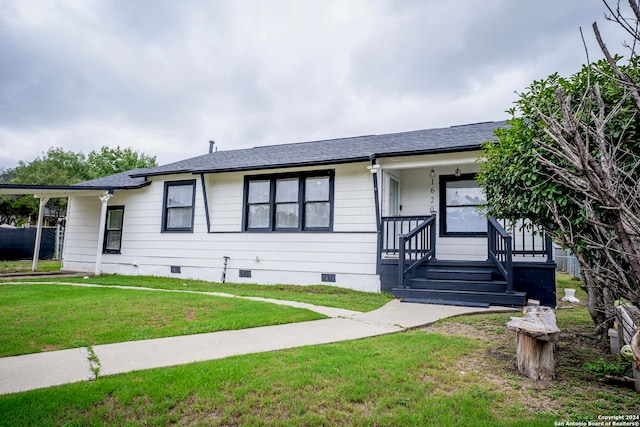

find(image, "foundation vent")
[321,273,336,283]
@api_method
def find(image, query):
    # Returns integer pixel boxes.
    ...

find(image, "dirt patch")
[40,344,61,352]
[422,314,639,416]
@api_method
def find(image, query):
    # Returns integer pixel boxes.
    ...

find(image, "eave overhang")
[0,182,151,198]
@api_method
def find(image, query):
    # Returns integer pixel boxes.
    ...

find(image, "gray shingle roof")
[132,121,504,178]
[72,168,151,189]
[78,121,504,187]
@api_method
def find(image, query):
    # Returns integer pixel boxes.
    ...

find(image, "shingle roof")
[72,168,151,189]
[78,121,504,187]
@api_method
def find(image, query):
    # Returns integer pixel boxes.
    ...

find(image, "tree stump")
[507,304,561,381]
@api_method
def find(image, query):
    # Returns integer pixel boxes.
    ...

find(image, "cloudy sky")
[0,0,630,170]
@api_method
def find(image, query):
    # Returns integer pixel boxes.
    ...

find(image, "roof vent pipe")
[209,140,216,153]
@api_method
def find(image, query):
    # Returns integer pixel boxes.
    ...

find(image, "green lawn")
[10,274,392,312]
[0,259,61,273]
[1,274,638,425]
[0,283,325,357]
[0,331,556,426]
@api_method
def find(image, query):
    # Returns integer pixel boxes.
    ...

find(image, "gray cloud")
[0,0,629,171]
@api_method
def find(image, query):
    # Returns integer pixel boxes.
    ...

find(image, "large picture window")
[103,206,124,253]
[439,173,486,236]
[244,171,334,232]
[162,180,196,232]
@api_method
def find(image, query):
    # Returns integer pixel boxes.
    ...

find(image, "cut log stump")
[507,304,561,381]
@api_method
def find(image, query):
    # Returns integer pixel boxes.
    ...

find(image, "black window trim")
[162,179,196,233]
[242,170,335,232]
[439,173,487,237]
[103,205,125,254]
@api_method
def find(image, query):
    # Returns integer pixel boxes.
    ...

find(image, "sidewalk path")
[0,282,516,395]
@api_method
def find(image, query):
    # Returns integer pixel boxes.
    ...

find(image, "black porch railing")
[488,218,513,293]
[397,215,437,288]
[499,219,553,261]
[380,215,553,290]
[381,215,431,256]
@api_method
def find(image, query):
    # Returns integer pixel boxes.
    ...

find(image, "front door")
[388,176,400,216]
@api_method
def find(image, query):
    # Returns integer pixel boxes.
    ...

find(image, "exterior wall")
[63,164,381,292]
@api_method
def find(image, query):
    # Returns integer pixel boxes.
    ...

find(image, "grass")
[0,331,557,426]
[0,259,61,273]
[1,273,639,424]
[7,274,392,312]
[0,283,324,357]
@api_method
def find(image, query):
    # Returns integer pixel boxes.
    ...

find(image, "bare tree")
[480,0,640,333]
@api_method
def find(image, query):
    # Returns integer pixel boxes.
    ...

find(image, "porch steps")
[424,268,493,282]
[391,260,527,307]
[401,297,490,308]
[394,288,526,307]
[410,278,507,293]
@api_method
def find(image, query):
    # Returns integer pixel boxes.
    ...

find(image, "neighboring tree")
[0,146,157,226]
[478,0,640,333]
[86,146,157,179]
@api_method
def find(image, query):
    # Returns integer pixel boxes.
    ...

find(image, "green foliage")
[582,359,632,378]
[0,146,156,225]
[479,58,640,229]
[478,55,640,325]
[11,147,90,185]
[85,146,156,180]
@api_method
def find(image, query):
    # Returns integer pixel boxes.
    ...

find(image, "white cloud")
[0,0,630,171]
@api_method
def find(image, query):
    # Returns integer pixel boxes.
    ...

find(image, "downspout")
[199,174,211,233]
[369,154,382,274]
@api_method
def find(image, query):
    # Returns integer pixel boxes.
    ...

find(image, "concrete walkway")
[0,282,516,395]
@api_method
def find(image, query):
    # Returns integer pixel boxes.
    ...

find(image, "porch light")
[454,166,461,177]
[368,164,381,174]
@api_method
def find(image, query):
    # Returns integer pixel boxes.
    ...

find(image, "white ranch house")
[0,121,556,307]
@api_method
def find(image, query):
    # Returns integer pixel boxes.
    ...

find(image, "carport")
[0,185,115,274]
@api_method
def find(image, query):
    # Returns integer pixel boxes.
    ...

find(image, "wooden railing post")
[430,214,437,260]
[398,233,406,288]
[506,233,513,294]
[487,219,495,261]
[545,234,554,262]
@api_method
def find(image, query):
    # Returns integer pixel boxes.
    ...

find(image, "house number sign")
[429,169,436,213]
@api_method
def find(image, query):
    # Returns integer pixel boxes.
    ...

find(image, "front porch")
[378,215,557,307]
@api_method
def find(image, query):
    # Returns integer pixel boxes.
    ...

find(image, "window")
[244,171,334,231]
[162,180,196,232]
[103,206,124,253]
[439,173,486,236]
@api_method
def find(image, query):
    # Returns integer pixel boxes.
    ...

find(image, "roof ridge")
[249,133,377,150]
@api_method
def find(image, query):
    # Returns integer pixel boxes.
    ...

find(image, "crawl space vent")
[321,273,336,283]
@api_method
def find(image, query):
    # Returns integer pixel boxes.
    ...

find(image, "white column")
[32,197,50,272]
[94,192,113,276]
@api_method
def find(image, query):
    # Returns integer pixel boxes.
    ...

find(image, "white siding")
[63,166,381,292]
